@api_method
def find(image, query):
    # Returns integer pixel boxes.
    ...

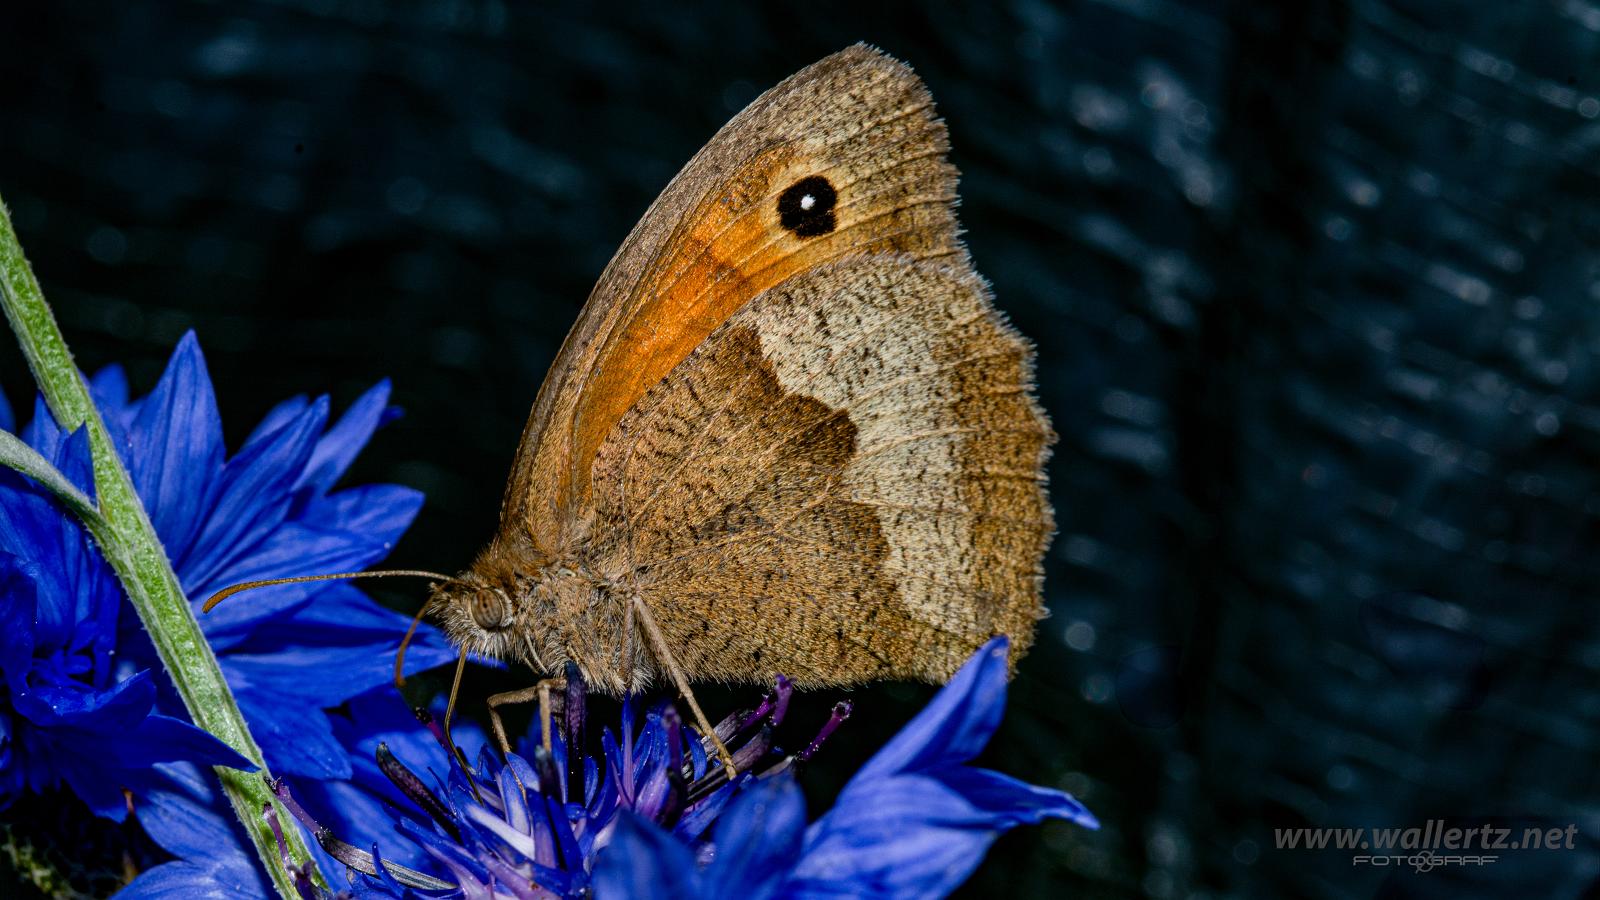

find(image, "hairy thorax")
[430,538,647,696]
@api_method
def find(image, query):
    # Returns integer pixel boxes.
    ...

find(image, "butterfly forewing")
[502,45,964,554]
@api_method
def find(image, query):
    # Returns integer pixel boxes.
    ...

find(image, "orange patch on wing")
[567,145,821,501]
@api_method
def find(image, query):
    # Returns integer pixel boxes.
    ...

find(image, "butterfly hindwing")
[587,255,1052,687]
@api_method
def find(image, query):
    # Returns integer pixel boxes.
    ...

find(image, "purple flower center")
[270,668,850,897]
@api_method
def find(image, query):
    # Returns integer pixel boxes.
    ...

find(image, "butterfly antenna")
[201,570,452,613]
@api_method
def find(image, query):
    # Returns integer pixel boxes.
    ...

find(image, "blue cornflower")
[0,332,455,816]
[0,421,249,819]
[274,638,1092,899]
[271,670,827,897]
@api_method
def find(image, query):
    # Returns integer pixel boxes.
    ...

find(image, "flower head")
[273,668,833,897]
[0,332,455,815]
[261,639,1092,899]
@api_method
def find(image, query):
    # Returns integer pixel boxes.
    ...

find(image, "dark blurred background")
[4,1,1600,897]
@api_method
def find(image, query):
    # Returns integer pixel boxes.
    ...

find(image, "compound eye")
[469,589,511,630]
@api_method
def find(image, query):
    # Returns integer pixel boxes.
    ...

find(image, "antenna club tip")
[200,588,236,614]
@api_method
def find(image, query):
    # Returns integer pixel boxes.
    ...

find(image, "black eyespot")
[777,175,837,237]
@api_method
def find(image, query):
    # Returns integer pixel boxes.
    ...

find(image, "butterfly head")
[429,553,533,664]
[429,540,645,692]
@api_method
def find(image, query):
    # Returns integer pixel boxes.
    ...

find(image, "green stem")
[0,199,317,898]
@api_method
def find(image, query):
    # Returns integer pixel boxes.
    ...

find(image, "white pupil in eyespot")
[799,194,816,211]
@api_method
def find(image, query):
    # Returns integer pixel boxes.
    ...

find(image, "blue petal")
[298,380,394,494]
[234,689,352,780]
[0,383,12,433]
[930,767,1097,829]
[0,403,94,592]
[127,761,272,898]
[243,394,311,449]
[54,426,98,504]
[126,331,224,556]
[199,486,422,616]
[117,861,268,900]
[89,364,130,412]
[674,780,739,843]
[0,428,119,660]
[21,394,64,458]
[179,397,327,608]
[133,761,239,859]
[226,643,435,710]
[306,484,424,550]
[197,594,318,655]
[591,811,703,900]
[11,668,158,729]
[46,431,119,664]
[213,582,454,693]
[88,365,138,464]
[33,692,254,821]
[851,637,1010,782]
[228,581,446,649]
[121,713,256,773]
[0,555,39,685]
[785,767,1087,899]
[704,775,806,899]
[775,638,1095,899]
[0,481,57,586]
[0,504,73,652]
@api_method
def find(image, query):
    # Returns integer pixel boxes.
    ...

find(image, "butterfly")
[210,43,1053,775]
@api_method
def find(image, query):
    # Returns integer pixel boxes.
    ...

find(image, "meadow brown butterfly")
[209,44,1052,772]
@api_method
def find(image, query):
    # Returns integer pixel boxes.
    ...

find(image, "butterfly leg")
[630,595,739,780]
[486,678,566,756]
[622,598,636,693]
